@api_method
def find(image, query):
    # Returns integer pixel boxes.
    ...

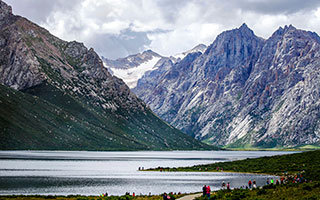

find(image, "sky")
[4,0,320,59]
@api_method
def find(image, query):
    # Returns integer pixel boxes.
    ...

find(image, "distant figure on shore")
[206,185,211,199]
[227,182,230,190]
[222,181,226,189]
[266,178,270,185]
[270,178,274,184]
[248,180,252,189]
[253,180,257,188]
[202,185,207,197]
[163,192,168,200]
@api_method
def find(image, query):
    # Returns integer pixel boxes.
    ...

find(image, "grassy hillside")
[149,150,320,181]
[146,150,320,200]
[196,182,320,200]
[0,83,213,150]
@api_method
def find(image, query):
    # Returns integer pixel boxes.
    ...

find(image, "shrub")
[302,185,312,191]
[257,189,267,195]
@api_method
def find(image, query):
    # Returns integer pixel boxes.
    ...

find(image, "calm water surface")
[0,151,296,195]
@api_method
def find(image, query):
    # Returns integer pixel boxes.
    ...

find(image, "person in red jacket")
[248,180,252,189]
[206,185,211,199]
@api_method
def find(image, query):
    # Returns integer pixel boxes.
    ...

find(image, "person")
[222,181,226,189]
[169,192,175,200]
[248,180,252,189]
[266,178,270,185]
[163,193,168,200]
[202,185,207,197]
[206,185,211,199]
[227,182,230,190]
[270,178,274,184]
[276,179,280,185]
[132,192,135,197]
[253,179,256,188]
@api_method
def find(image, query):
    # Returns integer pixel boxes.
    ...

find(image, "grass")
[195,182,320,200]
[147,150,320,181]
[0,81,213,151]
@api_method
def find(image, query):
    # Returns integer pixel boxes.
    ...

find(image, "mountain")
[102,50,163,88]
[173,44,207,61]
[134,23,320,148]
[0,0,212,150]
[102,44,207,89]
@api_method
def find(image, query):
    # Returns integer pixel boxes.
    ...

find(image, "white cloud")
[4,0,320,59]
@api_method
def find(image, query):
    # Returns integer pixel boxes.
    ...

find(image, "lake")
[0,151,296,196]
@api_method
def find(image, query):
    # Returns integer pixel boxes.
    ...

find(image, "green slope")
[0,83,213,150]
[151,150,320,181]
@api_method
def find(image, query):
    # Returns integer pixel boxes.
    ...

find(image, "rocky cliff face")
[0,0,210,150]
[134,23,320,148]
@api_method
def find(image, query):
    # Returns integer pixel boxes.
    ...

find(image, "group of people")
[163,192,179,200]
[248,179,257,189]
[202,185,211,198]
[221,181,230,190]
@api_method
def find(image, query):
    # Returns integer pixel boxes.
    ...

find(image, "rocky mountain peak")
[142,49,161,57]
[189,44,207,52]
[0,0,12,15]
[238,23,253,35]
[0,0,13,26]
[283,24,296,32]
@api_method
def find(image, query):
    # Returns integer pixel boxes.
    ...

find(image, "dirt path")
[177,193,202,200]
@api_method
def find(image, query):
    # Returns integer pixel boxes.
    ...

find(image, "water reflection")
[0,151,295,195]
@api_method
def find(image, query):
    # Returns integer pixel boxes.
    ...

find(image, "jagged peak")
[239,23,249,30]
[141,49,162,57]
[283,24,296,32]
[0,0,13,21]
[271,24,320,44]
[215,23,257,42]
[190,44,207,52]
[237,23,255,36]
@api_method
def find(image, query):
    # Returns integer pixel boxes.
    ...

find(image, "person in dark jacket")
[202,185,207,197]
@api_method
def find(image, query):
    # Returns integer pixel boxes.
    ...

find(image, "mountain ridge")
[0,0,212,150]
[134,23,320,148]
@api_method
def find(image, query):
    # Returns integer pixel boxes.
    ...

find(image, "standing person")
[163,193,168,200]
[206,185,211,199]
[202,185,207,197]
[266,178,270,185]
[227,182,230,190]
[222,181,226,189]
[270,178,274,184]
[253,180,256,188]
[248,180,252,189]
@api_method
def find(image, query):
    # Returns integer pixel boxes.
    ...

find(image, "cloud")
[3,0,320,59]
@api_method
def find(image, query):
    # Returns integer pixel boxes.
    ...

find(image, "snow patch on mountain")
[110,56,161,88]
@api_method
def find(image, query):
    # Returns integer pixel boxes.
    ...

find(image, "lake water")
[0,151,296,196]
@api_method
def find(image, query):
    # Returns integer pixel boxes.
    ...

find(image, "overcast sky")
[4,0,320,59]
